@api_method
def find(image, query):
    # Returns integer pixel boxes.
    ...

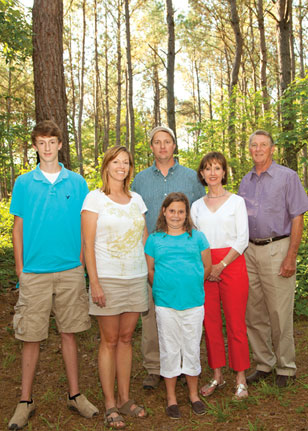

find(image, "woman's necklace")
[207,190,227,199]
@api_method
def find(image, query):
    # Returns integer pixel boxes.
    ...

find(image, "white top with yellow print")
[82,189,148,279]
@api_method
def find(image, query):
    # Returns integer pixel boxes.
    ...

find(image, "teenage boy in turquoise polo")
[8,120,98,430]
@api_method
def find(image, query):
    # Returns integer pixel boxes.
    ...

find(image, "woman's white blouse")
[191,194,249,255]
[82,189,148,279]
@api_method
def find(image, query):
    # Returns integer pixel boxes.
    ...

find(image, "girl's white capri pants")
[155,305,204,378]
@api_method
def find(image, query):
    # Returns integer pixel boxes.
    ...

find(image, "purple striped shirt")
[238,161,308,240]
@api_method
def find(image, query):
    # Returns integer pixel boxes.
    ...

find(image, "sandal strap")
[119,399,146,417]
[235,383,248,397]
[105,407,120,416]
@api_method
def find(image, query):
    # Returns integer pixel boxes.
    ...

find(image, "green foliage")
[0,0,32,63]
[295,212,308,318]
[0,199,13,249]
[0,199,15,291]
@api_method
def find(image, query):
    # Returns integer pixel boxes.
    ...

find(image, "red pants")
[204,248,250,372]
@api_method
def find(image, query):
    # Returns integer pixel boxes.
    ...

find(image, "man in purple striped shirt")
[238,130,308,388]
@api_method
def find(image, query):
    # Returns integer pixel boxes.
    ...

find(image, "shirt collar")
[33,163,68,183]
[152,159,178,174]
[250,160,275,179]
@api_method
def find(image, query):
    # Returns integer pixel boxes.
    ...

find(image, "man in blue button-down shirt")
[131,126,205,389]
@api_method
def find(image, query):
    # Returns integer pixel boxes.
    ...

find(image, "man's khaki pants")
[141,283,160,375]
[245,237,296,376]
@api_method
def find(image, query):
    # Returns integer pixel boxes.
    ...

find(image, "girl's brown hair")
[197,151,228,186]
[101,146,133,197]
[156,192,194,236]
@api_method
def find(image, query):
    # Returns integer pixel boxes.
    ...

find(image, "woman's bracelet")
[220,260,227,267]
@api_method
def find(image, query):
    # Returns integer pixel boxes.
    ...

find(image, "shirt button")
[164,179,167,182]
[164,193,167,196]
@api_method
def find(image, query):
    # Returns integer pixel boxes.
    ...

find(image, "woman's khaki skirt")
[89,275,148,316]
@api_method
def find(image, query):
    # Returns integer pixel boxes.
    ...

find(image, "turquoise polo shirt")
[10,163,89,273]
[145,229,210,310]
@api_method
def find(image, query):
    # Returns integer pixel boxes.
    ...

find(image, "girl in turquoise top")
[145,192,211,419]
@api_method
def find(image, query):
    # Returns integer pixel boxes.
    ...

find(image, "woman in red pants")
[191,152,250,399]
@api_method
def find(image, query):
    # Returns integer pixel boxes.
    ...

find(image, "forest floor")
[1,285,308,431]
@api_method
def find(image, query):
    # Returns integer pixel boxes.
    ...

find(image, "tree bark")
[153,48,161,127]
[103,6,110,152]
[32,0,70,168]
[276,0,297,170]
[76,0,86,176]
[166,0,177,149]
[116,0,122,145]
[124,0,135,158]
[68,17,79,161]
[297,0,307,186]
[227,0,243,179]
[257,0,270,115]
[94,0,100,166]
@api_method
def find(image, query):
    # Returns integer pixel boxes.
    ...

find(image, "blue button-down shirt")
[131,160,205,233]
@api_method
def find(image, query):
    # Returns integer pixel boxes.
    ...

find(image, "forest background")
[1,2,308,429]
[1,0,308,315]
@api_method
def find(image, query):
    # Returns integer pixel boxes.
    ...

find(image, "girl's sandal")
[200,379,226,397]
[233,383,248,400]
[105,407,126,429]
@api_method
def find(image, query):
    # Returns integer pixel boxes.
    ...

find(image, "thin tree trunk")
[94,0,100,165]
[116,0,122,145]
[68,17,79,159]
[103,7,110,152]
[32,0,70,168]
[257,0,270,115]
[289,6,295,81]
[124,0,135,158]
[153,48,161,127]
[22,112,29,168]
[298,0,307,186]
[76,0,86,176]
[227,0,243,179]
[6,66,15,191]
[276,0,297,170]
[166,0,177,149]
[125,68,129,148]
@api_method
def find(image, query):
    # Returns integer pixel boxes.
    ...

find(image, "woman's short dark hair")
[197,152,228,186]
[155,192,194,236]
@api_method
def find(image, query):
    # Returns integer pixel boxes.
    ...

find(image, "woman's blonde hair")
[155,192,194,236]
[100,146,134,196]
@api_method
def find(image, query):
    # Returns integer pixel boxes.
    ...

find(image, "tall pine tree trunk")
[32,0,70,168]
[276,0,297,170]
[227,0,243,179]
[166,0,177,148]
[257,0,270,116]
[116,0,122,145]
[124,0,135,158]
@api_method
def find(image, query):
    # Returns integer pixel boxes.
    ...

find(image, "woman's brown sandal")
[105,407,126,429]
[118,399,147,418]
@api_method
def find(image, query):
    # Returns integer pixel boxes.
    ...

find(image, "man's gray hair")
[249,130,274,147]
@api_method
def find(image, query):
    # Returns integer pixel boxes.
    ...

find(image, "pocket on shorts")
[13,302,27,335]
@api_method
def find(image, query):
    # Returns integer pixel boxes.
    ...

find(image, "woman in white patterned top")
[82,146,148,428]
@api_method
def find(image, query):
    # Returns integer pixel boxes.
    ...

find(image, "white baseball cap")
[149,126,176,143]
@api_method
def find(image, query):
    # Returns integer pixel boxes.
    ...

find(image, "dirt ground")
[1,287,308,431]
